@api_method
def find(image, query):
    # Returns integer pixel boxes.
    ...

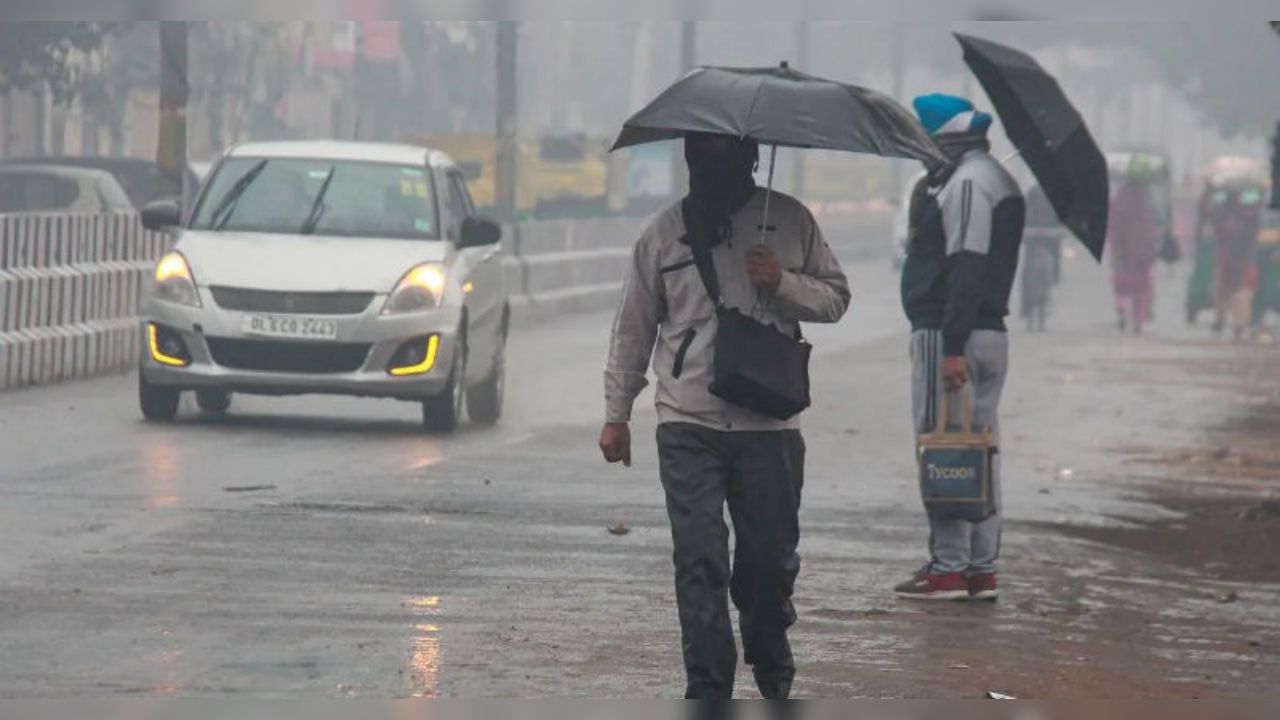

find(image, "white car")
[138,141,508,433]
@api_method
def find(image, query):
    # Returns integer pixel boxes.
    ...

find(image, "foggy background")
[1,21,1276,214]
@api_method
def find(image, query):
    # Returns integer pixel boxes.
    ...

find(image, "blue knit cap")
[913,93,993,136]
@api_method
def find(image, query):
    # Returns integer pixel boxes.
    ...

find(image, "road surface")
[1,252,1278,698]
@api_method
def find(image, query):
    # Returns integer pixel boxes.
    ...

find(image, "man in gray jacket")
[599,132,849,699]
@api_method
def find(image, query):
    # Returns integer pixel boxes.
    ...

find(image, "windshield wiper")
[208,158,268,231]
[300,165,337,235]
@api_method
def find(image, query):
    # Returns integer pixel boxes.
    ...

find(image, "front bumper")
[140,288,462,401]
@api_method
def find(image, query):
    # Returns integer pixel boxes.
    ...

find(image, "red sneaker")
[894,570,969,601]
[968,572,998,601]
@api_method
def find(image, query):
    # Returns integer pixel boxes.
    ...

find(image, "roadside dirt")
[1047,346,1280,585]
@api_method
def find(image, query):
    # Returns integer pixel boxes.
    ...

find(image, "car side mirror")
[459,216,501,248]
[142,198,183,232]
[458,161,483,181]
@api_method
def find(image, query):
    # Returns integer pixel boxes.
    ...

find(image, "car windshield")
[191,157,439,240]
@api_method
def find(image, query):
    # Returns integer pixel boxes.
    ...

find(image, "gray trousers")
[910,329,1008,574]
[656,423,805,700]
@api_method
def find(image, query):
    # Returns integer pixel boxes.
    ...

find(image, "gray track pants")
[656,423,805,700]
[910,329,1008,574]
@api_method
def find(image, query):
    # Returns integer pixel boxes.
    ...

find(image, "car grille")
[206,337,372,374]
[210,286,375,315]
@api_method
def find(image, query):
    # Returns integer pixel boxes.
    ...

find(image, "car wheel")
[467,341,505,426]
[139,371,180,422]
[423,335,466,434]
[196,389,232,415]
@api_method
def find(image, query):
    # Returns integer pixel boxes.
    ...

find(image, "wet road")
[1,253,1278,698]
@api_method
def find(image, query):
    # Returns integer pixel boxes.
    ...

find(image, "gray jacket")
[605,188,851,431]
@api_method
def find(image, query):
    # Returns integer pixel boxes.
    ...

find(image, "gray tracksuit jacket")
[900,149,1025,356]
[604,188,851,432]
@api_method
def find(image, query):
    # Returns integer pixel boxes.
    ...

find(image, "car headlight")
[153,251,201,307]
[382,263,447,314]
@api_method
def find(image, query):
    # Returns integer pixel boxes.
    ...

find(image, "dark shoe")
[894,570,969,601]
[968,572,998,601]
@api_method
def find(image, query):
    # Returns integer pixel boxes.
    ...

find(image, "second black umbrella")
[956,33,1109,261]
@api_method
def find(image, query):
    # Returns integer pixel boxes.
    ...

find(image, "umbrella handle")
[759,144,778,247]
[749,145,780,320]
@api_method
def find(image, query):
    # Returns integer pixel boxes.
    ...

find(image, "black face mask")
[683,134,758,248]
[687,147,756,201]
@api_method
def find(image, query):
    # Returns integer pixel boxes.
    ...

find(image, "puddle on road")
[406,596,443,698]
[139,441,184,510]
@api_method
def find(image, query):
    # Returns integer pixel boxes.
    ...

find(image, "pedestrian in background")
[1020,184,1063,332]
[1107,162,1162,335]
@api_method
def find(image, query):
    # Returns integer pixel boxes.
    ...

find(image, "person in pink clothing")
[1108,168,1162,334]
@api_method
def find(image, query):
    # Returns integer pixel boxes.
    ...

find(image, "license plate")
[241,314,339,340]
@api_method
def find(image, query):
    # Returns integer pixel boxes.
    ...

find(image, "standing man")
[600,132,849,698]
[896,95,1025,601]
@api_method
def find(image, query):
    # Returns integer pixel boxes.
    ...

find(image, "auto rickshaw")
[1185,157,1269,325]
[1253,208,1280,326]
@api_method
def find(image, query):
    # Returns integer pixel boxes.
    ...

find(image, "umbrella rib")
[741,74,769,141]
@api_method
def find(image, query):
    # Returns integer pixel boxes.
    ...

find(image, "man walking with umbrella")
[600,131,849,698]
[599,62,944,697]
[895,94,1025,601]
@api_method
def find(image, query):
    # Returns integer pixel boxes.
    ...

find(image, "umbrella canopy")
[612,64,945,166]
[956,33,1109,261]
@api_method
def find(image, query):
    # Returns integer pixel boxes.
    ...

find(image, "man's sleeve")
[941,176,994,357]
[603,231,665,423]
[773,210,851,323]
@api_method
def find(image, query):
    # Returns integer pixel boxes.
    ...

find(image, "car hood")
[175,230,451,293]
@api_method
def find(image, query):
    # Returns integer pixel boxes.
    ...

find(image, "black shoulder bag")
[685,214,812,421]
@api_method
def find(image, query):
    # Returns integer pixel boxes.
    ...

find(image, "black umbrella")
[613,64,944,164]
[613,63,945,245]
[956,33,1109,261]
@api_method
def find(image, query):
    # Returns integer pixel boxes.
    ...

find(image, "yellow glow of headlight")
[405,264,447,296]
[389,335,440,377]
[155,252,192,283]
[148,323,189,367]
[462,281,474,295]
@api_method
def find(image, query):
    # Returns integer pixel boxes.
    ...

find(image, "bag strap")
[934,387,975,435]
[682,197,726,309]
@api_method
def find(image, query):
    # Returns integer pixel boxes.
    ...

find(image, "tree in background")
[398,22,495,137]
[0,22,123,102]
[77,24,157,156]
[187,22,296,153]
